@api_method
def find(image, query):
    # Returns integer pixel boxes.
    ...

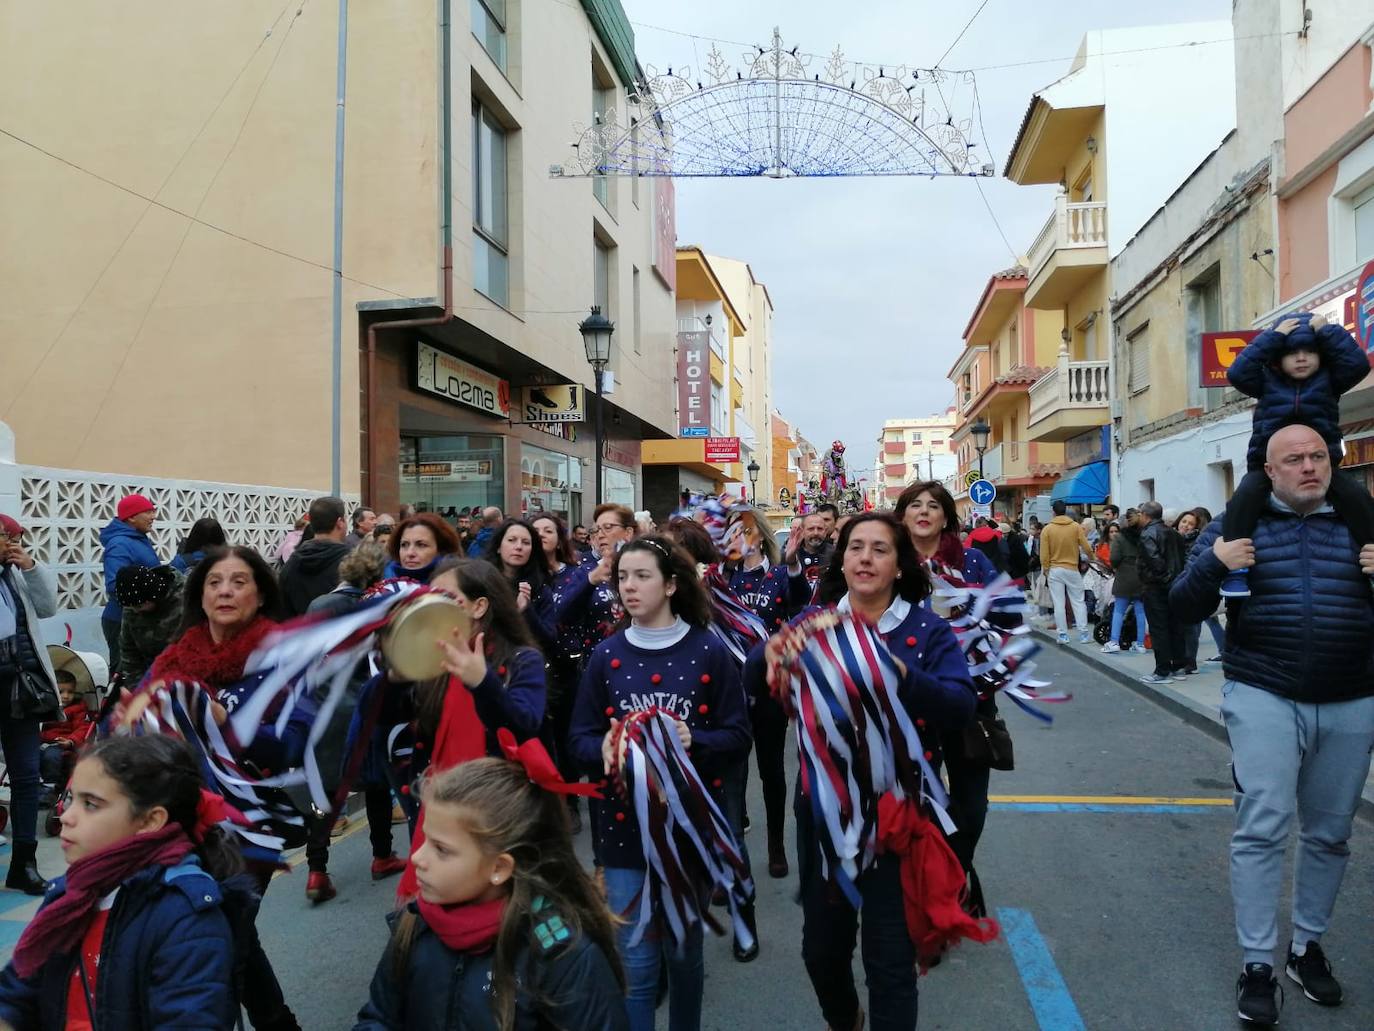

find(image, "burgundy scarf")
[417,896,507,954]
[148,615,276,687]
[12,825,194,979]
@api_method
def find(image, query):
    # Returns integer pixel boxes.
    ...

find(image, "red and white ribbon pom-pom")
[928,570,1071,722]
[779,610,952,907]
[608,709,754,952]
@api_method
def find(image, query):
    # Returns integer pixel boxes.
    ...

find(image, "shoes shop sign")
[415,341,510,417]
[518,384,585,423]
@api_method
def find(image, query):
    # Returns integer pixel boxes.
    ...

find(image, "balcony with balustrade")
[1026,346,1111,441]
[1025,195,1108,310]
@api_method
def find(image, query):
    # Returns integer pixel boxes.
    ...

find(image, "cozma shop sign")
[414,341,511,417]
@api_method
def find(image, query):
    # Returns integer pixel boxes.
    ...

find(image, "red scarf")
[398,676,488,902]
[875,793,998,972]
[12,825,194,979]
[148,615,277,687]
[417,896,506,954]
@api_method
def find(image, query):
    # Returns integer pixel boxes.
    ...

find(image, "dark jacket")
[99,520,160,623]
[1227,318,1369,471]
[0,857,237,1030]
[1137,519,1186,588]
[354,901,629,1030]
[280,538,352,617]
[1109,525,1145,597]
[1170,504,1374,703]
[117,570,185,685]
[965,526,1007,573]
[170,550,206,576]
[1004,528,1031,580]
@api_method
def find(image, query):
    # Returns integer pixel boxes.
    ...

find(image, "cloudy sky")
[616,0,1233,479]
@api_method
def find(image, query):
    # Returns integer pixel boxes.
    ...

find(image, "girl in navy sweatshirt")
[569,535,751,1031]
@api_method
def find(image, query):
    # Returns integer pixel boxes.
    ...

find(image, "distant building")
[874,410,959,506]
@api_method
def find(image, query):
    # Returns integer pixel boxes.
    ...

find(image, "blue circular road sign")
[969,479,997,506]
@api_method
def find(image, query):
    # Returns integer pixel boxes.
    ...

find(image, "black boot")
[6,841,48,896]
[767,827,788,879]
[732,898,760,962]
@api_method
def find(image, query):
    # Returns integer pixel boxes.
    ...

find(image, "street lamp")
[579,305,615,506]
[970,416,991,479]
[746,458,760,502]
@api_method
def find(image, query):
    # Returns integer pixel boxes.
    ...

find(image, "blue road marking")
[991,802,1230,814]
[998,907,1086,1031]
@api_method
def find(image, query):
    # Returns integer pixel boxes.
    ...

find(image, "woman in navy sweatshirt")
[569,535,751,1031]
[745,512,975,1031]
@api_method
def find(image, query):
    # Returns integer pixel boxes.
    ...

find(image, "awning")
[1050,460,1110,504]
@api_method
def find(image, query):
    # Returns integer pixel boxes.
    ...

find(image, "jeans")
[1109,596,1148,646]
[1183,616,1226,664]
[101,618,122,674]
[603,866,704,1031]
[1221,681,1374,966]
[1047,566,1087,632]
[0,716,42,845]
[719,754,752,872]
[800,847,917,1031]
[940,719,992,875]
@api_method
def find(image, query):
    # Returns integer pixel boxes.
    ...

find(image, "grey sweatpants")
[1221,681,1374,966]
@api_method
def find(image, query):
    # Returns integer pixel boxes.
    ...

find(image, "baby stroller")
[38,646,109,836]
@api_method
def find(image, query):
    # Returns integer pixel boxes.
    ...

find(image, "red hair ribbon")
[496,728,602,799]
[193,789,249,843]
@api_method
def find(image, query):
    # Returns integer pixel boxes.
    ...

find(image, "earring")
[895,572,902,579]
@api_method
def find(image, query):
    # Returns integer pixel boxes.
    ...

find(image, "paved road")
[253,643,1374,1029]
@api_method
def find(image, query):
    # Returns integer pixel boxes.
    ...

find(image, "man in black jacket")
[280,496,351,617]
[1136,500,1186,684]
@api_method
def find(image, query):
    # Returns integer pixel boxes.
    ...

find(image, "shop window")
[472,102,509,305]
[399,435,505,515]
[1355,183,1374,263]
[520,442,580,523]
[603,466,636,508]
[470,0,507,71]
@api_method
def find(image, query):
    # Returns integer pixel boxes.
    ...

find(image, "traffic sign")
[972,503,992,519]
[963,470,981,489]
[969,479,997,506]
[681,427,709,438]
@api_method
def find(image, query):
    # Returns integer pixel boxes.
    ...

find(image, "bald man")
[1172,423,1374,1022]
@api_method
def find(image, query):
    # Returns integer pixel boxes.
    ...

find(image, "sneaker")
[306,872,337,905]
[1286,941,1342,1006]
[1078,631,1091,644]
[1220,568,1252,598]
[1139,673,1174,685]
[370,855,407,881]
[1237,962,1282,1024]
[1101,641,1121,654]
[1205,655,1224,664]
[1130,644,1147,654]
[1057,632,1070,644]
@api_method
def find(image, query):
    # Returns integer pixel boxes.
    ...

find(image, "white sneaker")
[1057,632,1070,644]
[1101,641,1121,654]
[1078,631,1091,644]
[1130,644,1147,654]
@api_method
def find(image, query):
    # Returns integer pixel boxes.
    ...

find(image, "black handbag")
[11,668,60,721]
[961,714,1015,772]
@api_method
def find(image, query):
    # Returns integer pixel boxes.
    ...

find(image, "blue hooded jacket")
[0,857,238,1030]
[1227,315,1369,471]
[1170,505,1374,703]
[99,519,161,623]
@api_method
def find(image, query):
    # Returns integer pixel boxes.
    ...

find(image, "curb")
[1033,627,1374,823]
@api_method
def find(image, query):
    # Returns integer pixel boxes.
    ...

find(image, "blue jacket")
[1170,505,1374,703]
[0,857,237,1030]
[170,550,206,575]
[100,519,161,622]
[467,527,494,558]
[354,899,628,1030]
[1227,318,1369,471]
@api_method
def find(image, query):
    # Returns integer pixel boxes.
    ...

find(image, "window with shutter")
[1128,325,1150,394]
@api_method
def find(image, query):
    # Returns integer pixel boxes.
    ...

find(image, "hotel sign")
[677,331,710,436]
[415,342,510,417]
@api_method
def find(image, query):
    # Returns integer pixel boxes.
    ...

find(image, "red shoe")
[306,872,336,904]
[370,855,407,881]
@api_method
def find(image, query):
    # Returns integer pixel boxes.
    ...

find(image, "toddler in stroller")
[37,646,107,832]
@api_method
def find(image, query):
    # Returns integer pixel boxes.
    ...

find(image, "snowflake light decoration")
[553,29,993,180]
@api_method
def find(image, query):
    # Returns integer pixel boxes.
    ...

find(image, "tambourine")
[381,592,471,681]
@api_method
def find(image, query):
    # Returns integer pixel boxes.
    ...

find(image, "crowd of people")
[0,312,1370,1028]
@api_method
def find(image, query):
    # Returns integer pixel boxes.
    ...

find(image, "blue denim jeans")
[0,715,42,845]
[1109,595,1148,646]
[603,866,704,1031]
[719,754,752,872]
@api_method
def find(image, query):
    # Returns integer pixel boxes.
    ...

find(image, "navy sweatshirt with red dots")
[467,645,547,747]
[568,623,752,869]
[726,560,810,633]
